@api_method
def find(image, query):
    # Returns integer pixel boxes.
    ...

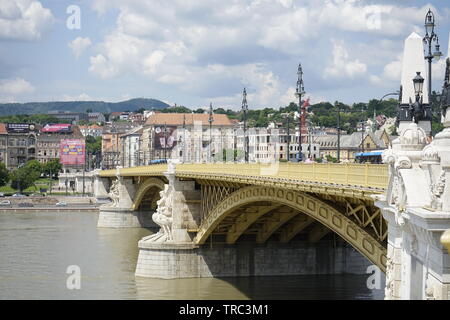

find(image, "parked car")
[0,200,11,206]
[29,193,41,197]
[55,202,68,207]
[12,193,26,197]
[18,202,34,207]
[0,192,5,197]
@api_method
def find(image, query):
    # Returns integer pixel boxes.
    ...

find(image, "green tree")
[10,160,42,192]
[325,155,338,163]
[26,160,42,175]
[0,162,9,187]
[86,135,102,154]
[42,159,62,179]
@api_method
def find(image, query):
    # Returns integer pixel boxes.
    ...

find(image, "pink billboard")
[42,123,72,133]
[60,139,85,165]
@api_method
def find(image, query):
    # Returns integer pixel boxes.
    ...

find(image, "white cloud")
[60,93,94,101]
[0,77,35,102]
[0,77,35,95]
[87,0,440,107]
[0,0,54,41]
[69,37,92,59]
[324,41,367,79]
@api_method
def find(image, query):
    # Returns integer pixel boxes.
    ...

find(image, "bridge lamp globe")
[433,41,443,61]
[425,9,435,36]
[413,72,425,96]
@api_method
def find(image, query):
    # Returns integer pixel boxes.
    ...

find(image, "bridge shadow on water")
[215,274,386,300]
[133,274,385,300]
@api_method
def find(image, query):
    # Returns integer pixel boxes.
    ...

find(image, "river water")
[0,212,384,300]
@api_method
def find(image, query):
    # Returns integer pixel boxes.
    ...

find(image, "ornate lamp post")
[242,88,249,163]
[337,103,341,163]
[208,102,214,163]
[284,113,291,161]
[409,71,427,125]
[423,9,443,102]
[295,63,306,161]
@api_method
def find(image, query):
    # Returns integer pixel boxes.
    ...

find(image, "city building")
[101,122,140,169]
[47,111,89,124]
[119,126,143,167]
[315,129,390,162]
[36,124,84,172]
[88,112,106,124]
[79,124,103,138]
[240,127,320,163]
[141,113,235,163]
[2,123,38,170]
[129,113,145,124]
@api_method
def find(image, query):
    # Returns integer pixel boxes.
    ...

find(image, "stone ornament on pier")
[141,185,174,243]
[106,179,120,208]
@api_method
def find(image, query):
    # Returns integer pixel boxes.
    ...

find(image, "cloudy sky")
[1,0,450,110]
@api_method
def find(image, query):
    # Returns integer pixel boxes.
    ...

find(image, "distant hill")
[0,98,171,115]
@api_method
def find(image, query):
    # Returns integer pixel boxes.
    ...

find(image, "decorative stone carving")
[107,179,120,207]
[395,156,412,169]
[382,147,396,165]
[441,58,450,121]
[384,254,395,300]
[399,123,427,147]
[142,185,174,243]
[430,171,446,211]
[425,277,438,300]
[422,144,440,164]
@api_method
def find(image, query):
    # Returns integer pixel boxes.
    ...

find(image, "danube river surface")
[0,212,385,300]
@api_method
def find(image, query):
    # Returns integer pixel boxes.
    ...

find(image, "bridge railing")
[176,162,388,190]
[99,162,388,190]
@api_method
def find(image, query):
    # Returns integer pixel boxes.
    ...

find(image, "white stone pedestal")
[97,207,144,228]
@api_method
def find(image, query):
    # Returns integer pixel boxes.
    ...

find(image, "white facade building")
[120,126,143,167]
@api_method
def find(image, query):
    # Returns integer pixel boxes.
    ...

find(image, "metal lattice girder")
[200,184,237,220]
[279,214,315,243]
[255,208,298,244]
[226,204,282,244]
[308,223,332,243]
[195,186,387,272]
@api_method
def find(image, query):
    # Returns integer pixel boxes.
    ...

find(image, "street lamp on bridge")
[242,88,249,163]
[423,9,443,103]
[295,63,306,161]
[208,102,214,163]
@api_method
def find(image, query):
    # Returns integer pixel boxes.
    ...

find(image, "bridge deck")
[99,163,388,191]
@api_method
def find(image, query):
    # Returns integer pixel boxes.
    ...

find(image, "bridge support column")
[93,170,110,203]
[378,122,450,300]
[136,161,201,277]
[98,171,141,228]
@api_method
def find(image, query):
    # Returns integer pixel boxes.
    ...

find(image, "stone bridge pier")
[96,167,164,228]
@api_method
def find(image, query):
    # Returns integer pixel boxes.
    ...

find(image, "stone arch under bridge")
[131,177,166,211]
[194,186,387,272]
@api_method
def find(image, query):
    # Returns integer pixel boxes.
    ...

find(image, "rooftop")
[145,113,234,127]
